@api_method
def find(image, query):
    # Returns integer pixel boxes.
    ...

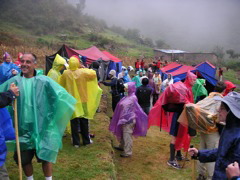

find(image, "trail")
[112,127,197,180]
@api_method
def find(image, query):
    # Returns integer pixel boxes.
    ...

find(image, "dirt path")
[113,127,198,180]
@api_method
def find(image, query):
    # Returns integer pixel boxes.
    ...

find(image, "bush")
[223,59,240,71]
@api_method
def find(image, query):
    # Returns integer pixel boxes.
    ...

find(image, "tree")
[226,49,235,58]
[76,0,86,15]
[212,46,225,59]
[155,39,166,48]
[142,37,154,47]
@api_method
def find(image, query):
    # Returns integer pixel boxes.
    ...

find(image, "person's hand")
[9,83,19,96]
[226,162,240,179]
[188,147,198,157]
[12,69,18,75]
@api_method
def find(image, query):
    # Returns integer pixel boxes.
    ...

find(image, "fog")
[78,0,240,52]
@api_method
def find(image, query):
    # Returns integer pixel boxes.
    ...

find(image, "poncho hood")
[223,81,236,96]
[109,82,148,140]
[184,71,197,88]
[52,54,67,71]
[69,56,80,71]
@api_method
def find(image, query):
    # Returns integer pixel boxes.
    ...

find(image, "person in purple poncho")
[109,82,148,158]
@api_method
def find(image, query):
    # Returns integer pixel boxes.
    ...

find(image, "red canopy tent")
[170,65,196,80]
[71,46,110,64]
[160,62,182,73]
[102,51,122,62]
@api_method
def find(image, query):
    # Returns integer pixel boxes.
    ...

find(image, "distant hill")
[0,0,156,58]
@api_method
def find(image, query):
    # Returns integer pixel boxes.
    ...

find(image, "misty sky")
[80,0,240,52]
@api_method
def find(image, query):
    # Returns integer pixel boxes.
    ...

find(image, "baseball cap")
[214,91,240,118]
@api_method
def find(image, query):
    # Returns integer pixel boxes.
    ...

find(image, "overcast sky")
[77,0,240,52]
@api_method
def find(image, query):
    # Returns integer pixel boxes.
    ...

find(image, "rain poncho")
[122,70,131,83]
[198,110,240,179]
[161,74,173,91]
[14,52,23,67]
[0,53,20,85]
[109,82,148,140]
[223,81,236,96]
[0,73,76,163]
[59,56,102,119]
[131,70,145,87]
[178,92,223,134]
[153,73,162,94]
[147,72,155,90]
[192,79,208,103]
[148,71,196,151]
[47,54,67,83]
[0,108,15,166]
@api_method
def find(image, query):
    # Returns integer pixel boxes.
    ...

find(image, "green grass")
[100,30,135,46]
[5,85,202,180]
[223,69,240,84]
[5,92,116,179]
[223,69,240,91]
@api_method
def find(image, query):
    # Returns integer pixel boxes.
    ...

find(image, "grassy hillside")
[0,0,154,60]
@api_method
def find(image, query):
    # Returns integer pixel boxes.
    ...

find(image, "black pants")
[141,106,150,115]
[152,94,159,106]
[112,94,121,112]
[71,118,90,146]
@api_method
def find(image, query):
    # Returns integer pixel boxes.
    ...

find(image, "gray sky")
[79,0,240,52]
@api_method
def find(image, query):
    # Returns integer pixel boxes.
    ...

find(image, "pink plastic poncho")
[148,71,196,151]
[109,82,148,141]
[223,81,236,96]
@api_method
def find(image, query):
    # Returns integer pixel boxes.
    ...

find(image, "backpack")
[117,78,125,94]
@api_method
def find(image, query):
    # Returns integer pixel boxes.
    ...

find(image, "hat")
[122,66,126,71]
[214,91,240,118]
[109,70,116,77]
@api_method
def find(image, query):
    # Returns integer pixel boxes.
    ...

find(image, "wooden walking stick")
[14,98,23,180]
[190,145,196,180]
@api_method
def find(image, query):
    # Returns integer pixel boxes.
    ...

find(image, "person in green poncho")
[131,70,145,87]
[0,53,76,180]
[192,78,208,103]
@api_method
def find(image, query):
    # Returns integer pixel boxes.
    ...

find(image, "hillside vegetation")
[0,0,158,59]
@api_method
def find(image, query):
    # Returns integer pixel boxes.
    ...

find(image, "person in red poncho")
[14,52,23,67]
[156,59,162,70]
[135,59,141,73]
[148,71,197,169]
[223,81,236,96]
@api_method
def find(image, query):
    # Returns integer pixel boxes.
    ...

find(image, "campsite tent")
[170,65,196,80]
[195,61,217,93]
[46,45,111,81]
[160,62,182,73]
[195,61,217,86]
[102,51,122,76]
[162,65,196,81]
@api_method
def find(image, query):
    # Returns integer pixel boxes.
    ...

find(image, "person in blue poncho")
[189,92,240,180]
[0,52,20,85]
[0,53,76,180]
[0,84,19,180]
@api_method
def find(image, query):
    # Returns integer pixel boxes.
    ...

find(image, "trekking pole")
[14,98,23,180]
[181,144,193,169]
[190,145,196,180]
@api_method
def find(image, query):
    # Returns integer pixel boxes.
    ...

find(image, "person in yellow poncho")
[59,56,102,147]
[47,54,68,83]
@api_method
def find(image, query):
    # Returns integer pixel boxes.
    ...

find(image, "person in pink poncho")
[148,71,197,169]
[109,82,148,158]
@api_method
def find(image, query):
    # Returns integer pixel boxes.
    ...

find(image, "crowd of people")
[0,52,240,180]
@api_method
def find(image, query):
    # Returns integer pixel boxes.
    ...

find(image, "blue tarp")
[108,61,122,77]
[195,62,217,85]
